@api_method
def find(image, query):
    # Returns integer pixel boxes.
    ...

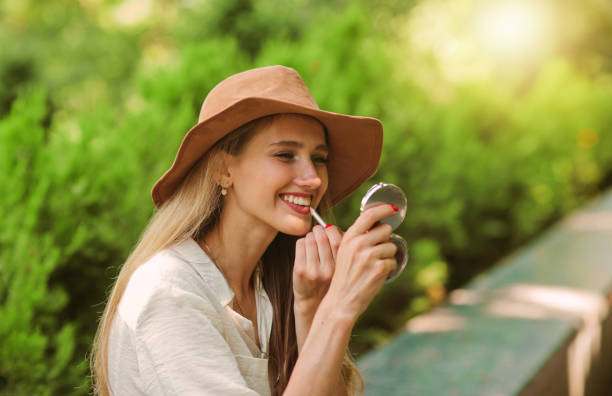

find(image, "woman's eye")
[275,152,294,160]
[274,152,327,164]
[313,156,328,164]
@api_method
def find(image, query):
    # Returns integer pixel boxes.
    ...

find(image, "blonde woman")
[91,65,398,395]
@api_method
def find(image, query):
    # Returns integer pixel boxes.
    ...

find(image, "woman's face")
[224,114,329,236]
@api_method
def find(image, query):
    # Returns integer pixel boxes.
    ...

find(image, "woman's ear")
[217,151,234,187]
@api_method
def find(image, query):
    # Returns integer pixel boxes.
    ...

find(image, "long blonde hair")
[90,114,363,395]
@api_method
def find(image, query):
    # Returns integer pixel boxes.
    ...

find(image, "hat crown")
[199,65,320,122]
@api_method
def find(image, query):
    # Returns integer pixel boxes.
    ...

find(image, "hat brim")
[152,97,382,208]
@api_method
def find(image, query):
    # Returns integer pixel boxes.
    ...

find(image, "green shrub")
[0,89,88,395]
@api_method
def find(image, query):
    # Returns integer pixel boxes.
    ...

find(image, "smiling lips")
[280,193,312,215]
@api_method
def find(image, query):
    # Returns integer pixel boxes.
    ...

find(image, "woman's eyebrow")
[269,140,328,152]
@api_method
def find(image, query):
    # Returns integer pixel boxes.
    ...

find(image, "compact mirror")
[360,183,409,282]
[360,183,407,230]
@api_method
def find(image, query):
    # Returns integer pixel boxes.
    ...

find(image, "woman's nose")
[294,160,322,190]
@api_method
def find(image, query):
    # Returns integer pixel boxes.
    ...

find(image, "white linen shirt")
[108,238,274,395]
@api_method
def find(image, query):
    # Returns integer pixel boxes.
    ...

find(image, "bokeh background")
[2,0,612,394]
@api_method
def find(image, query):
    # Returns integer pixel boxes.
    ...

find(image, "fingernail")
[325,224,333,229]
[391,204,398,212]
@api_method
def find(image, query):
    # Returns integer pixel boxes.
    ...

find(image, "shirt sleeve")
[130,281,263,396]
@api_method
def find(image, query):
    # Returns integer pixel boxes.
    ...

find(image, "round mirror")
[360,182,407,231]
[386,235,409,283]
[360,182,409,282]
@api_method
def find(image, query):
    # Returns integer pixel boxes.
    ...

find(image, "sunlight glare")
[476,1,547,57]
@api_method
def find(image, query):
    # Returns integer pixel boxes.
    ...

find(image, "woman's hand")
[293,225,343,316]
[323,203,398,323]
[293,225,343,352]
[285,204,399,394]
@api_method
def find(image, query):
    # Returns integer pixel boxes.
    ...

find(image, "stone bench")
[358,190,612,396]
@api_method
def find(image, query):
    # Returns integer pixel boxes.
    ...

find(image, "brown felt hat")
[152,65,383,209]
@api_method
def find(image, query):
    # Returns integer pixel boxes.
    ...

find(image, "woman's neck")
[198,205,277,300]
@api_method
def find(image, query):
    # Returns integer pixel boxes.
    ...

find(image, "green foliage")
[1,0,612,392]
[0,90,88,394]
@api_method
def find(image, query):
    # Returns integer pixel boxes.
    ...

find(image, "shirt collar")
[170,237,235,307]
[170,237,268,307]
[170,237,274,356]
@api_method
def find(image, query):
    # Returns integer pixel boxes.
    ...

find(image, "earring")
[221,182,230,196]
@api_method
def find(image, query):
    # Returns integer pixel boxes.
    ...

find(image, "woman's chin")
[278,221,312,236]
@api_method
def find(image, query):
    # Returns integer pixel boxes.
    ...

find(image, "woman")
[91,65,398,395]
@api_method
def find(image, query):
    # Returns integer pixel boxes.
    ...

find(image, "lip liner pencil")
[309,207,327,228]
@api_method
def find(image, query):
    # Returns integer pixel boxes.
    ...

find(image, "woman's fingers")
[324,225,343,261]
[298,228,338,283]
[294,238,306,277]
[344,204,397,239]
[374,257,398,280]
[360,222,394,246]
[372,241,398,261]
[312,226,334,278]
[305,232,320,278]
